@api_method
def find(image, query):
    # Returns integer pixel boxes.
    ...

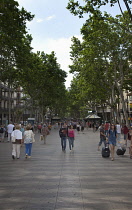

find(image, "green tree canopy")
[67,0,132,21]
[0,0,34,82]
[68,11,132,123]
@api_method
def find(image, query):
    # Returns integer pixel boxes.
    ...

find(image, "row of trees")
[0,0,68,121]
[66,1,132,125]
[1,0,132,123]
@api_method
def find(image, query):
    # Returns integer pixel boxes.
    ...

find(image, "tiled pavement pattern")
[0,128,132,210]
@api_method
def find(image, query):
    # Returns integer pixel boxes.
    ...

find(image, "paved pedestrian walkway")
[0,128,132,210]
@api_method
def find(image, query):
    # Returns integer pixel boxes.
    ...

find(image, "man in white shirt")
[7,122,14,142]
[116,122,121,146]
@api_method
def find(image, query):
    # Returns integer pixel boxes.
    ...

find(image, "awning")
[85,114,101,119]
[52,116,61,120]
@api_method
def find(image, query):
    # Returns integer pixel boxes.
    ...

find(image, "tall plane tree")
[0,0,34,83]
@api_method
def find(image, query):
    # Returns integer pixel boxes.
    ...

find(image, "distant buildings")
[97,91,132,123]
[0,81,132,125]
[0,82,29,125]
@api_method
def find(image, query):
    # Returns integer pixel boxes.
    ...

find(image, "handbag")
[11,135,16,143]
[46,130,50,135]
[32,135,35,142]
[40,135,43,141]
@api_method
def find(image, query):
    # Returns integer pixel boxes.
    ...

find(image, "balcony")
[0,108,9,113]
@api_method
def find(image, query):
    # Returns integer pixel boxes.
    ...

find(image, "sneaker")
[25,154,28,158]
[28,156,31,158]
[12,155,15,160]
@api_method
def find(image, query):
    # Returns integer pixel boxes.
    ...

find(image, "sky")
[17,0,126,88]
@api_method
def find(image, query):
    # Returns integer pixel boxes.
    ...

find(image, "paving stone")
[0,129,132,209]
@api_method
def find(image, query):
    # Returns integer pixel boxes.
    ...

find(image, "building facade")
[0,82,28,125]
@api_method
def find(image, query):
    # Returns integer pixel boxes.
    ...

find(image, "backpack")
[59,128,67,137]
[128,133,131,140]
[0,127,4,133]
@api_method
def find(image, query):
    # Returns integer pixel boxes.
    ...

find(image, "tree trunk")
[114,105,121,125]
[101,104,105,122]
[118,88,129,126]
[123,0,132,22]
[111,87,117,124]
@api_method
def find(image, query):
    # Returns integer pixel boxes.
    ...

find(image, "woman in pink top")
[68,125,75,151]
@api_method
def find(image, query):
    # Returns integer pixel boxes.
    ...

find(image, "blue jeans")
[98,138,106,147]
[25,143,32,156]
[68,137,74,150]
[61,137,66,150]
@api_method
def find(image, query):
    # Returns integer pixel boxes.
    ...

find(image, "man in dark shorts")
[98,124,107,151]
[59,123,67,151]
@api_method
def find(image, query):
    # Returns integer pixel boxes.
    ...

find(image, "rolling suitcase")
[102,144,110,158]
[116,148,126,156]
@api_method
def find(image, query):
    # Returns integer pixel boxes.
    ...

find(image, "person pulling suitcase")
[108,124,117,161]
[98,123,107,151]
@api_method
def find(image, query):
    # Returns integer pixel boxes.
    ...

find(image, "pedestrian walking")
[0,125,5,142]
[128,126,132,159]
[68,125,75,151]
[37,124,42,133]
[48,123,52,131]
[7,122,14,142]
[108,124,117,161]
[11,124,22,159]
[20,124,25,146]
[76,123,80,134]
[104,122,110,137]
[24,125,35,159]
[41,124,49,144]
[122,124,129,145]
[4,124,8,137]
[59,123,67,151]
[34,124,38,132]
[86,121,89,130]
[81,122,85,133]
[95,122,99,131]
[92,122,95,132]
[98,123,107,151]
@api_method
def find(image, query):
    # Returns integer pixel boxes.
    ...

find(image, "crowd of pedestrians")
[97,122,132,161]
[0,120,132,162]
[0,122,52,160]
